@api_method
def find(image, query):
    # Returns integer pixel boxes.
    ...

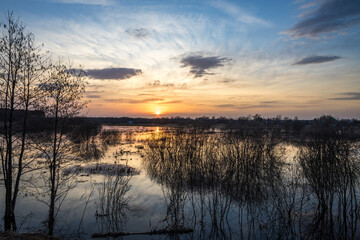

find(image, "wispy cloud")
[180,53,231,78]
[293,55,341,65]
[215,101,280,109]
[260,101,279,104]
[160,100,182,104]
[127,98,164,103]
[86,94,102,99]
[211,0,271,27]
[216,104,237,108]
[286,0,360,38]
[147,80,174,88]
[52,0,113,5]
[329,92,360,100]
[299,1,318,9]
[86,68,142,80]
[125,28,151,39]
[146,80,187,89]
[104,98,163,103]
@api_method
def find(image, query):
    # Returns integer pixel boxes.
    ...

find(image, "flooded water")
[0,125,359,239]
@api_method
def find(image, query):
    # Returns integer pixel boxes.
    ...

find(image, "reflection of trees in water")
[144,125,360,239]
[95,172,132,234]
[144,129,285,239]
[218,131,284,204]
[73,129,123,161]
[144,130,200,239]
[298,116,360,239]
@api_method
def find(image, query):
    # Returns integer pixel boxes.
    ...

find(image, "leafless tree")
[36,62,86,236]
[0,12,47,231]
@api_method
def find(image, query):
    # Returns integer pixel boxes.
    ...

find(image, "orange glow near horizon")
[154,106,162,116]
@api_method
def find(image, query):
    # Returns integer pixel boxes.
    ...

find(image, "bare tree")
[0,12,47,231]
[36,62,86,236]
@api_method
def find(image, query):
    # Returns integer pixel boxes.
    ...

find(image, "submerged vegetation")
[142,118,360,239]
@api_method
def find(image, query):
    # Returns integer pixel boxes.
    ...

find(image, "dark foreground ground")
[0,232,60,240]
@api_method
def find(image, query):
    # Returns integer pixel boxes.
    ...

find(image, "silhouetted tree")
[36,62,86,236]
[0,12,47,231]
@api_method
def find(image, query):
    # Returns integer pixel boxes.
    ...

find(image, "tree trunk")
[48,99,59,236]
[48,183,56,236]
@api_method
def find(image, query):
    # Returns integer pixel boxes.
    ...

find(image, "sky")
[1,0,360,119]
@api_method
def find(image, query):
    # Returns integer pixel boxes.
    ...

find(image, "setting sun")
[155,106,162,116]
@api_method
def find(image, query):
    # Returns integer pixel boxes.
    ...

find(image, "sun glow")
[154,106,162,116]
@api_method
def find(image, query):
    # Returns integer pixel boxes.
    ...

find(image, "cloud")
[52,0,113,5]
[125,28,151,39]
[86,90,104,94]
[180,54,231,78]
[86,68,142,80]
[104,98,163,103]
[146,80,187,89]
[147,80,174,88]
[127,98,163,103]
[86,95,102,99]
[215,102,279,109]
[286,0,360,38]
[211,0,271,27]
[237,104,276,109]
[218,78,236,84]
[329,92,360,100]
[216,104,237,108]
[160,100,182,104]
[293,55,341,65]
[260,101,279,104]
[300,1,318,9]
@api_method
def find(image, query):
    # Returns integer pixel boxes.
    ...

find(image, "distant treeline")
[83,115,360,136]
[1,108,359,139]
[82,115,360,127]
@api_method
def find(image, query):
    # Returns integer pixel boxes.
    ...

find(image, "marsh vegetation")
[0,116,359,239]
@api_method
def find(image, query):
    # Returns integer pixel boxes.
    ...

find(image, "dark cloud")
[218,79,236,84]
[260,101,279,104]
[237,104,275,109]
[215,103,277,109]
[329,92,360,100]
[160,100,182,104]
[86,68,142,80]
[104,98,163,103]
[86,95,102,99]
[104,98,124,102]
[127,98,163,103]
[86,90,104,94]
[216,104,237,108]
[180,54,231,78]
[125,28,150,39]
[293,55,341,65]
[286,0,360,38]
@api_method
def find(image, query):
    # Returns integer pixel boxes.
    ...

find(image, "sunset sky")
[2,0,360,119]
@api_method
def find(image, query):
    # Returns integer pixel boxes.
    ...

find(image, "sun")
[154,106,164,116]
